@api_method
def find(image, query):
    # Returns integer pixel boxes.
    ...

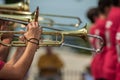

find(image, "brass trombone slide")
[0,9,81,27]
[40,13,81,27]
[0,7,104,52]
[0,13,104,52]
[62,34,105,53]
[0,7,88,50]
[48,27,105,53]
[0,9,80,30]
[0,0,81,27]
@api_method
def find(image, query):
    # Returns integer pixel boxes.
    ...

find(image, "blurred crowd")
[85,0,120,80]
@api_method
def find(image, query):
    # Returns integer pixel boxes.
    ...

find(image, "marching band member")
[0,21,42,80]
[88,0,112,79]
[103,0,120,80]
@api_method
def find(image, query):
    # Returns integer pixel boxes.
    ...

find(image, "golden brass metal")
[0,26,87,47]
[0,10,104,52]
[0,7,88,51]
[40,13,81,27]
[62,34,105,53]
[0,0,81,27]
[0,24,104,53]
[0,2,104,52]
[0,9,55,28]
[0,0,29,11]
[0,9,81,27]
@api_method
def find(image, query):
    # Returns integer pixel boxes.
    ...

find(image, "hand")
[24,22,42,41]
[0,20,13,43]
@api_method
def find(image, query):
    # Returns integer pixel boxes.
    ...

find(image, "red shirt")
[0,60,5,70]
[115,15,120,80]
[89,18,106,79]
[103,7,120,80]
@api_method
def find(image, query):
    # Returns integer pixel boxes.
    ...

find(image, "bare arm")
[7,47,25,65]
[0,21,13,62]
[0,22,41,79]
[0,39,11,62]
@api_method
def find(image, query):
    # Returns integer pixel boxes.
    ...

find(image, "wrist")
[23,35,40,46]
[27,42,39,50]
[27,38,39,45]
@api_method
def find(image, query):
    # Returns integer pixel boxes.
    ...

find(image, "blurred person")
[107,0,120,80]
[87,7,99,50]
[0,20,42,80]
[103,0,120,80]
[86,7,99,80]
[87,0,113,79]
[37,47,64,80]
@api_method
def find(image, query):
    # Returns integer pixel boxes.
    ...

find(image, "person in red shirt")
[87,7,99,79]
[0,20,42,80]
[87,0,112,79]
[111,0,120,80]
[87,7,99,50]
[116,26,120,80]
[103,0,120,80]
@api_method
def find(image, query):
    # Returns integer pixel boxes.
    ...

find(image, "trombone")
[40,13,81,27]
[0,9,81,27]
[0,8,104,52]
[47,26,105,53]
[0,0,81,27]
[0,7,88,48]
[62,34,105,53]
[0,9,80,30]
[0,26,87,47]
[0,9,55,29]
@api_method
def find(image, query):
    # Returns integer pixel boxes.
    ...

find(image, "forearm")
[0,43,38,79]
[0,45,11,62]
[0,39,12,62]
[13,42,38,77]
[0,21,41,79]
[8,47,25,65]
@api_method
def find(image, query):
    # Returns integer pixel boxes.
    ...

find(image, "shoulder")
[108,7,120,21]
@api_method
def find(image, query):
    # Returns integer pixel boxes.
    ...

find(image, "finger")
[31,22,36,28]
[19,35,25,41]
[35,22,39,27]
[26,22,32,31]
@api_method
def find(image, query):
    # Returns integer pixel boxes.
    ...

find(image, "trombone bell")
[0,1,29,11]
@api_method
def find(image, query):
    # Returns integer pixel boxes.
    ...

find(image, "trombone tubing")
[0,9,81,27]
[0,27,87,47]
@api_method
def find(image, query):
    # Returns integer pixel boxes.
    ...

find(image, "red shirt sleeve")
[0,60,5,70]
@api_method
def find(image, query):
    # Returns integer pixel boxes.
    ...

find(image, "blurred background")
[0,0,98,80]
